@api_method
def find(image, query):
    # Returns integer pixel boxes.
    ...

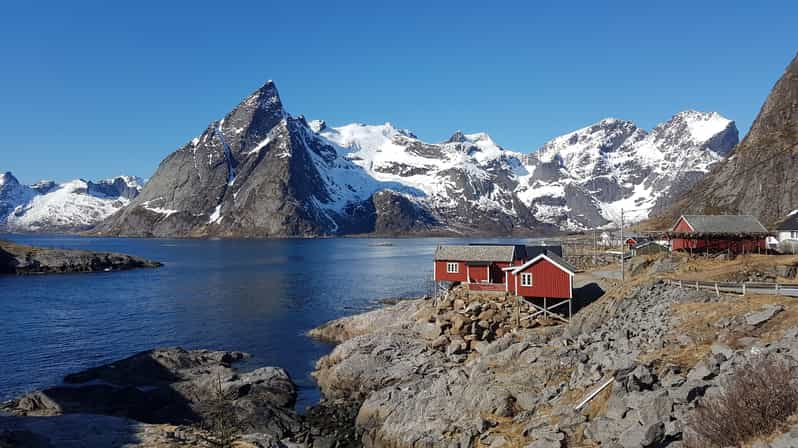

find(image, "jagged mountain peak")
[446,130,467,143]
[654,110,736,145]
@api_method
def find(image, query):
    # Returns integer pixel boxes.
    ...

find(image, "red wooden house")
[669,215,768,254]
[434,244,576,319]
[433,244,526,290]
[505,252,575,299]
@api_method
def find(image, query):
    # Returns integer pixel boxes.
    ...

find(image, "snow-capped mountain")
[518,111,738,228]
[0,172,143,232]
[93,80,736,238]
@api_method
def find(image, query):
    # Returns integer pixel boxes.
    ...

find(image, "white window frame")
[520,272,533,287]
[446,262,459,274]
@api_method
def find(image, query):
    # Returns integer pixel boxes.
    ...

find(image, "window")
[446,262,459,273]
[520,272,533,287]
[792,231,798,240]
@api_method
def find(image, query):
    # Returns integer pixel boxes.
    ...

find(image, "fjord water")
[0,235,529,409]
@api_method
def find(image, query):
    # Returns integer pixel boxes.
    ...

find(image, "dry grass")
[664,254,798,282]
[684,356,798,448]
[472,414,528,448]
[641,292,798,372]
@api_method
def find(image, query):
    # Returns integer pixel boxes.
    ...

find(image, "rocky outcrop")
[0,414,218,448]
[1,347,302,447]
[661,53,798,226]
[0,240,161,274]
[310,279,798,447]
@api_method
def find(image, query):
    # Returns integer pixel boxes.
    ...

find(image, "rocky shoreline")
[5,264,798,447]
[307,279,798,448]
[0,240,161,274]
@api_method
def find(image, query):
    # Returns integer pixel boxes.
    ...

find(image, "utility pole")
[620,208,625,282]
[592,178,597,266]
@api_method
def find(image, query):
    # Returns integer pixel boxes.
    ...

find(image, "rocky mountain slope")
[0,171,142,232]
[659,53,798,226]
[93,80,735,237]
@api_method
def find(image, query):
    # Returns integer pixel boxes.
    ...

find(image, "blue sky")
[1,1,796,184]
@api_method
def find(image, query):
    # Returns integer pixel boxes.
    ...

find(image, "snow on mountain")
[91,80,737,238]
[311,110,736,232]
[317,122,531,227]
[0,173,143,232]
[517,111,738,228]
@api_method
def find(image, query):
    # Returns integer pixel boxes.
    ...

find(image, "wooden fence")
[662,278,798,297]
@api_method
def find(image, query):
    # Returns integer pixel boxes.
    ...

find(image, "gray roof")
[677,215,767,234]
[542,250,577,274]
[510,249,577,275]
[525,244,563,258]
[434,245,519,262]
[776,213,798,231]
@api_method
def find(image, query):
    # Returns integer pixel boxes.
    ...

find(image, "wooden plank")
[574,377,614,411]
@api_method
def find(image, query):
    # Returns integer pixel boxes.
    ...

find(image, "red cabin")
[669,215,768,254]
[434,244,576,320]
[433,244,525,290]
[433,244,574,299]
[505,252,574,299]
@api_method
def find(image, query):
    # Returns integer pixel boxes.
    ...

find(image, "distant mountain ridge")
[90,80,737,238]
[0,172,143,232]
[523,111,738,228]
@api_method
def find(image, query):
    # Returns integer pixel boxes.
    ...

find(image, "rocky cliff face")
[661,54,798,226]
[0,172,142,233]
[93,80,737,238]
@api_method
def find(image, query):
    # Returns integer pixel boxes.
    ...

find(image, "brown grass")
[473,414,527,448]
[664,254,798,282]
[641,293,798,371]
[684,356,798,448]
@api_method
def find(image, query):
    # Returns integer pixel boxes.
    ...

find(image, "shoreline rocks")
[308,281,798,448]
[0,240,161,275]
[1,347,302,447]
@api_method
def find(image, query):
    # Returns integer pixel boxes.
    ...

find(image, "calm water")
[0,235,540,410]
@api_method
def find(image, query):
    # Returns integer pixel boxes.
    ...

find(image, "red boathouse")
[669,215,768,254]
[433,244,576,319]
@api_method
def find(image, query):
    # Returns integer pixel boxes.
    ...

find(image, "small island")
[0,240,162,275]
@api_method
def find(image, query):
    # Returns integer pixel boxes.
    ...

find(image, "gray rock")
[745,304,784,326]
[619,421,664,448]
[686,360,718,382]
[710,343,734,359]
[1,348,300,441]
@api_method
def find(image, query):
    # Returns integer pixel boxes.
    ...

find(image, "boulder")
[745,304,784,326]
[1,348,301,442]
